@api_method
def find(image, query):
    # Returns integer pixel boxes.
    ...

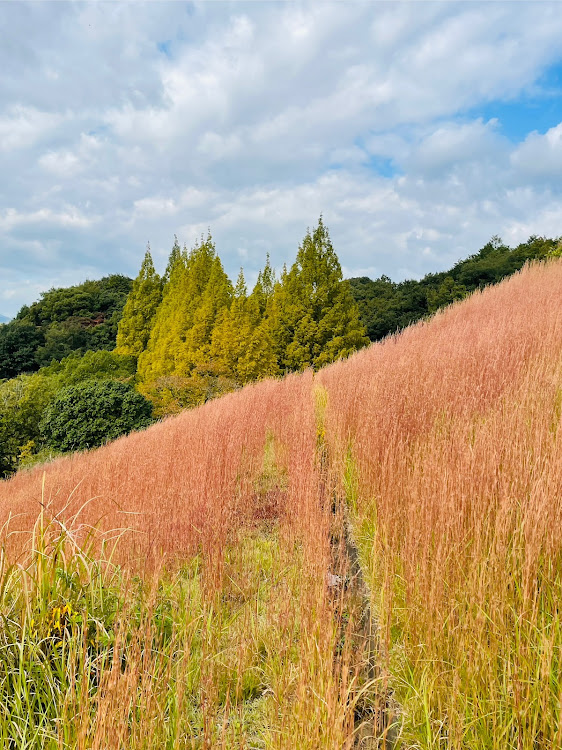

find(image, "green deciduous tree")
[0,373,59,476]
[41,349,137,386]
[40,381,153,453]
[115,245,163,357]
[0,415,21,476]
[0,350,139,476]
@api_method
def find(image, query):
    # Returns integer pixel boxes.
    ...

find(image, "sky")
[1,1,562,319]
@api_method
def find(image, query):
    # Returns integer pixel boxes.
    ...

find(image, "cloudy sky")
[1,1,562,318]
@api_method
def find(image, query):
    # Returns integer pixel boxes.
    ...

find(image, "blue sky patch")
[469,61,562,142]
[157,40,173,58]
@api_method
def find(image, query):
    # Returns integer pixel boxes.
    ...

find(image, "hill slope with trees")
[0,219,368,475]
[1,223,560,478]
[132,218,369,415]
[350,235,561,341]
[0,275,132,379]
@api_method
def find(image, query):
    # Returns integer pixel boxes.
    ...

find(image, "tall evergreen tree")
[210,269,279,384]
[272,217,369,370]
[138,233,232,382]
[237,293,279,383]
[209,269,248,378]
[164,235,182,284]
[179,249,233,373]
[137,240,187,382]
[115,245,163,357]
[252,254,276,315]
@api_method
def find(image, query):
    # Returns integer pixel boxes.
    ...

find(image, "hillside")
[0,258,561,747]
[3,232,559,384]
[349,234,560,341]
[1,230,557,480]
[0,274,132,379]
[0,220,369,478]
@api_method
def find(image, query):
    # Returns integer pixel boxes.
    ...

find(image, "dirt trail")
[328,493,400,749]
[315,383,400,747]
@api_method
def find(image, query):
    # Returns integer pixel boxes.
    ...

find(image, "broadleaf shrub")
[40,380,153,452]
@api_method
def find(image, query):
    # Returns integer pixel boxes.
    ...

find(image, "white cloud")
[0,206,96,233]
[39,150,81,177]
[406,119,506,174]
[0,106,63,152]
[511,123,562,176]
[197,132,242,160]
[38,133,103,177]
[132,187,216,221]
[133,196,178,219]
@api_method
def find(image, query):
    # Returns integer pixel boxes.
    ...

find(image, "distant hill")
[0,275,132,379]
[349,235,561,341]
[0,315,10,324]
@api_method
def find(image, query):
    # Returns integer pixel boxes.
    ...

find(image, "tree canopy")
[0,349,138,477]
[115,247,163,357]
[271,218,369,370]
[137,234,233,382]
[0,275,132,378]
[40,380,153,453]
[349,235,561,341]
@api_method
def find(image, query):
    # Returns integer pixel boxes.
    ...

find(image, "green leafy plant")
[40,380,153,452]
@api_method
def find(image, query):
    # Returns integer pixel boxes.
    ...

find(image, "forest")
[0,220,560,478]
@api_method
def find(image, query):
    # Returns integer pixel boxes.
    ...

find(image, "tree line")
[117,218,367,415]
[351,235,561,341]
[0,275,132,379]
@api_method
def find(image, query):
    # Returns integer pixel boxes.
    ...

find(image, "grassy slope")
[1,259,562,748]
[320,258,562,748]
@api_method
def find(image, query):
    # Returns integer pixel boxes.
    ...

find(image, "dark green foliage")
[40,381,153,453]
[35,321,90,367]
[19,274,132,327]
[350,235,560,341]
[0,416,20,476]
[0,321,45,378]
[0,275,132,378]
[0,351,138,477]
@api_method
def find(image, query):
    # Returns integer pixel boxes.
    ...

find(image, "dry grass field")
[1,259,561,748]
[320,258,562,748]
